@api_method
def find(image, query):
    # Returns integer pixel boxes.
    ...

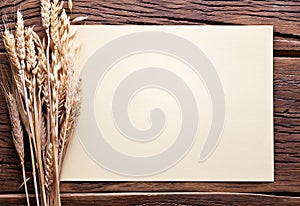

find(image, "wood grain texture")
[1,193,300,206]
[0,56,300,195]
[1,0,300,205]
[0,0,300,52]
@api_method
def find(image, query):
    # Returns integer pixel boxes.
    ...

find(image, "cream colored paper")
[61,26,273,181]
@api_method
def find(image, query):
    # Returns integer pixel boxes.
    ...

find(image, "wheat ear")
[58,66,76,168]
[41,0,51,29]
[15,11,26,71]
[9,94,30,206]
[8,94,30,206]
[45,142,54,196]
[7,92,24,171]
[0,81,30,206]
[8,93,24,161]
[25,27,37,73]
[50,0,60,49]
[57,10,70,123]
[2,29,23,95]
[3,29,20,69]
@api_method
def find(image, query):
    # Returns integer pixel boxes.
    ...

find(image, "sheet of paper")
[61,25,273,181]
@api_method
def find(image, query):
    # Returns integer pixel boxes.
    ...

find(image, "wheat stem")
[21,162,30,206]
[29,132,40,206]
[20,69,40,206]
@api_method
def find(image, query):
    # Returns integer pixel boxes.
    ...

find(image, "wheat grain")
[68,0,73,11]
[41,114,47,153]
[72,16,88,23]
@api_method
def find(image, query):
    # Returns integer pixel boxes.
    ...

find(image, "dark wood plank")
[1,55,300,194]
[1,0,300,52]
[1,192,300,206]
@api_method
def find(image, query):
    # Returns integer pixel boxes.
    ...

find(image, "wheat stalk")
[0,75,29,206]
[26,26,48,206]
[46,2,61,205]
[6,92,30,206]
[2,0,82,205]
[15,10,43,206]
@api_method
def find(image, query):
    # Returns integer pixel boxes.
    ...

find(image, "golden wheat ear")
[0,70,30,206]
[15,10,26,71]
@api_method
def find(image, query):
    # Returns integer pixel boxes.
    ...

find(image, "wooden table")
[1,0,300,205]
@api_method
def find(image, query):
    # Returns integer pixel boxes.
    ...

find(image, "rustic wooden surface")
[1,0,300,205]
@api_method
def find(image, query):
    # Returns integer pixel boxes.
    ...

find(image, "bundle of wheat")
[1,0,82,205]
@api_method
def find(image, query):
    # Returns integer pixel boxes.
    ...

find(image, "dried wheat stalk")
[1,85,30,206]
[1,0,81,205]
[16,11,42,206]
